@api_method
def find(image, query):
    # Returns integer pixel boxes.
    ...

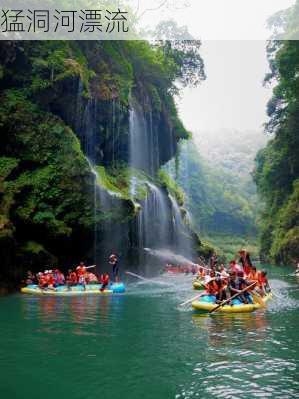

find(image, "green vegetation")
[254,3,299,265]
[158,170,185,206]
[96,165,149,201]
[0,89,97,278]
[169,141,258,235]
[165,139,262,260]
[204,234,259,263]
[0,37,206,284]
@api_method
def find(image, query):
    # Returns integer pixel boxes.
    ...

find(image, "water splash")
[144,248,195,266]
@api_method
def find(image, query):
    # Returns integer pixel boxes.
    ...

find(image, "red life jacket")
[244,264,251,276]
[100,274,109,284]
[46,274,54,285]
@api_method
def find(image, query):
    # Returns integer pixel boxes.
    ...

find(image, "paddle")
[251,291,266,308]
[179,293,204,307]
[209,282,257,314]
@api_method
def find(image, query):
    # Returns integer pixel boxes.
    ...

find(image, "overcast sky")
[136,0,295,40]
[133,0,296,137]
[177,40,272,133]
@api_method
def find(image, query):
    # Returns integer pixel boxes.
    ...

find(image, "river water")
[0,265,298,399]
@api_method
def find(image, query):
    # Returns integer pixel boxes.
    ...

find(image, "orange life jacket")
[205,280,219,295]
[248,271,259,281]
[76,266,86,276]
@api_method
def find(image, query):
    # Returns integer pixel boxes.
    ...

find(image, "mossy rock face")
[0,39,205,282]
[0,89,97,280]
[158,170,185,206]
[96,165,150,202]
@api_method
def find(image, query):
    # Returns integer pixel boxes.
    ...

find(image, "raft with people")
[184,249,273,314]
[21,256,126,296]
[21,282,126,295]
[192,292,272,313]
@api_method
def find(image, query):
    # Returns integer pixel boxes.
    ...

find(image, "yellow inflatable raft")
[193,279,205,290]
[192,293,272,313]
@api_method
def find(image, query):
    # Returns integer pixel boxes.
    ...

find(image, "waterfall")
[129,99,194,264]
[74,83,195,269]
[76,82,116,264]
[169,194,183,244]
[137,182,170,249]
[87,160,99,264]
[168,194,192,257]
[129,102,160,176]
[129,100,168,254]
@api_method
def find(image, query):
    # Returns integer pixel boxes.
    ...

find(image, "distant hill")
[165,130,268,259]
[193,129,268,180]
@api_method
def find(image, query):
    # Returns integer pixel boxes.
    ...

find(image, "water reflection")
[21,294,125,338]
[192,312,268,348]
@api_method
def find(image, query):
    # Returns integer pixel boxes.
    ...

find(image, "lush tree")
[254,2,299,264]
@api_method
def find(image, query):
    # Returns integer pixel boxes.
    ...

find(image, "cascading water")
[87,159,100,264]
[169,195,192,257]
[129,101,160,176]
[76,82,119,264]
[145,182,169,246]
[129,99,194,264]
[136,182,170,250]
[169,194,183,244]
[75,79,195,270]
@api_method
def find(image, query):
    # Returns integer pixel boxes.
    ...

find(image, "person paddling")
[215,277,228,303]
[229,271,251,304]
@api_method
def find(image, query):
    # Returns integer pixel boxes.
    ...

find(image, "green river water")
[0,265,298,399]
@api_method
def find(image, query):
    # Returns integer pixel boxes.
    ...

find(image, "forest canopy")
[254,2,299,264]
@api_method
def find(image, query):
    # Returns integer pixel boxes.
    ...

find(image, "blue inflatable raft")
[21,282,126,295]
